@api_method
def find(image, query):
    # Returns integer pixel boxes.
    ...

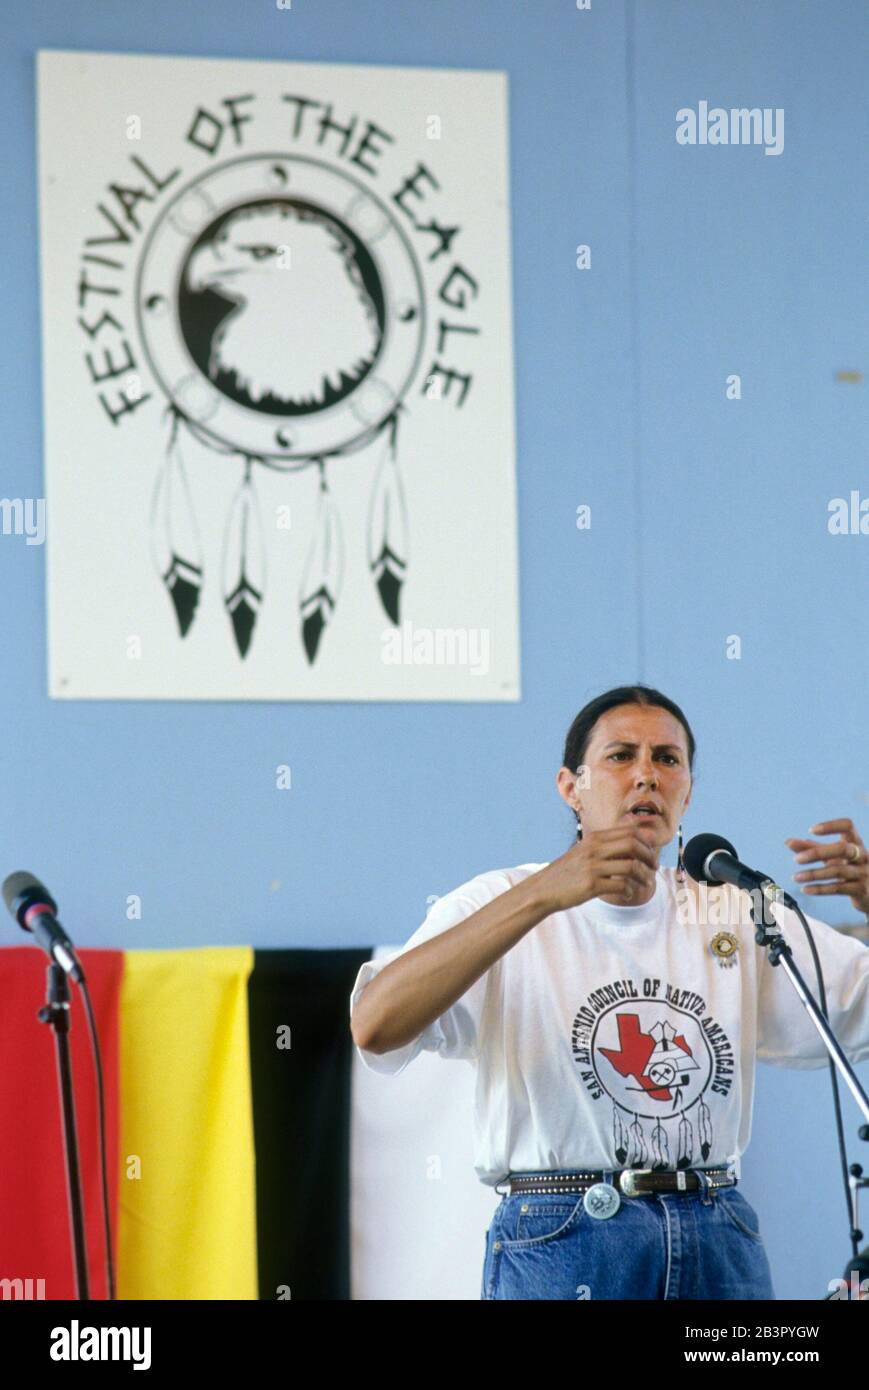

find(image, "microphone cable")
[773,896,862,1267]
[78,975,116,1300]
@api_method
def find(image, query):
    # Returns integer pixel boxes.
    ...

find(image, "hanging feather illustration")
[366,412,408,623]
[676,1113,693,1169]
[150,416,204,636]
[698,1097,713,1161]
[299,461,344,663]
[221,463,266,658]
[627,1115,648,1167]
[650,1119,671,1170]
[612,1105,629,1165]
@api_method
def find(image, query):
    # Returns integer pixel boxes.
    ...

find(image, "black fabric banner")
[248,948,372,1301]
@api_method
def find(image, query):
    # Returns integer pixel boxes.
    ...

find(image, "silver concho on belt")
[582,1183,621,1220]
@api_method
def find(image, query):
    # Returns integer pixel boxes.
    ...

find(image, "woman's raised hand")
[539,827,659,912]
[785,818,869,916]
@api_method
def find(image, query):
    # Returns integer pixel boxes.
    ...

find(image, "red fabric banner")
[0,946,123,1300]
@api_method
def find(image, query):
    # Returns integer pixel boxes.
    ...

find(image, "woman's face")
[558,703,692,856]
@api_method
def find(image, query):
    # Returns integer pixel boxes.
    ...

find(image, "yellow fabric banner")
[118,946,257,1299]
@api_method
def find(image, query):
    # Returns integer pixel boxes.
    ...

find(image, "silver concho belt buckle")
[619,1168,653,1197]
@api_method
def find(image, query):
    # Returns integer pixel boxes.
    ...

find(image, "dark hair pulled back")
[562,685,696,834]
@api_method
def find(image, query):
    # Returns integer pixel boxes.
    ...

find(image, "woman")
[349,685,869,1300]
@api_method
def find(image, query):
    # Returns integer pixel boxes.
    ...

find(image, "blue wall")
[2,0,867,1300]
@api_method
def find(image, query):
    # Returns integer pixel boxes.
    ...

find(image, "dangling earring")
[677,821,685,883]
[575,810,583,842]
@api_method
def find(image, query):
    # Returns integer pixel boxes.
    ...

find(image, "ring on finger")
[847,843,862,863]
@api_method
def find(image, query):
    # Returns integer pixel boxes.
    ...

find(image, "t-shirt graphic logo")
[601,1015,700,1108]
[571,984,735,1169]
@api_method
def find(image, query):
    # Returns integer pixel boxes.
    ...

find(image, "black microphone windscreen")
[2,871,55,920]
[682,833,739,885]
[845,1248,869,1279]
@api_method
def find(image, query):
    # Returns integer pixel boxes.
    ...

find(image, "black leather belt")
[505,1166,736,1197]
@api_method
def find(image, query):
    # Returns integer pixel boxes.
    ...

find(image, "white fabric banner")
[350,946,499,1300]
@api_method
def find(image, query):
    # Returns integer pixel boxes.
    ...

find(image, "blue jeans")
[481,1170,776,1300]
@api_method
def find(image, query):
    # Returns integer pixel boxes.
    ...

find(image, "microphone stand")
[750,886,869,1291]
[750,887,869,1126]
[37,962,90,1299]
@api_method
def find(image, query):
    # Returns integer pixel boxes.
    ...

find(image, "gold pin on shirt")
[709,931,739,968]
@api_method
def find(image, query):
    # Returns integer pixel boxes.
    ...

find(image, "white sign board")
[36,49,519,700]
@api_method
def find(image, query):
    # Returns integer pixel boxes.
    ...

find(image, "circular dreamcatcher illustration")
[585,1002,718,1169]
[135,153,426,661]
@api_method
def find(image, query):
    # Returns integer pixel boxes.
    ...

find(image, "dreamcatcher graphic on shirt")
[579,1003,731,1170]
[136,154,425,661]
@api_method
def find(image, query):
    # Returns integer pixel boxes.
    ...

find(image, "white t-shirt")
[350,864,869,1187]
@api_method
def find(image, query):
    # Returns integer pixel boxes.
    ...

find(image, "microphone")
[2,871,85,983]
[682,833,794,910]
[843,1246,869,1299]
